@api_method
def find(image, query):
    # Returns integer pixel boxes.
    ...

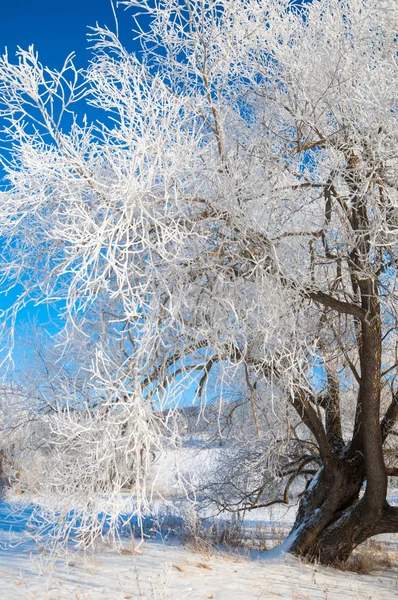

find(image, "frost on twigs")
[0,0,397,555]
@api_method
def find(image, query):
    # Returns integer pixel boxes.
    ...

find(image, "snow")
[1,501,398,600]
[1,445,397,599]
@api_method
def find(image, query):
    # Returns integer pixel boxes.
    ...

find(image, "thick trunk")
[287,461,396,565]
[292,502,379,564]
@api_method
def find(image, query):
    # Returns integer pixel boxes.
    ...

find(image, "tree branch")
[381,391,398,443]
[290,389,337,465]
[306,289,366,320]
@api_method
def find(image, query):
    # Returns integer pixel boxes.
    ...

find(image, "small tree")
[0,0,397,563]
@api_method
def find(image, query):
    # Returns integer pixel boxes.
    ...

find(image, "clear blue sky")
[0,0,315,399]
[0,1,144,364]
[0,0,139,69]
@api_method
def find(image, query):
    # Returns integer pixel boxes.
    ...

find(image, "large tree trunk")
[284,233,395,565]
[287,458,397,565]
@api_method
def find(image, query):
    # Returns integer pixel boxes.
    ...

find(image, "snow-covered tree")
[0,0,397,563]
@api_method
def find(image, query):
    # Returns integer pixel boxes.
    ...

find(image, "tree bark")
[287,456,398,565]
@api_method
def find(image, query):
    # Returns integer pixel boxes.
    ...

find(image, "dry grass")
[178,512,245,556]
[177,511,288,555]
[332,540,393,574]
[196,562,212,570]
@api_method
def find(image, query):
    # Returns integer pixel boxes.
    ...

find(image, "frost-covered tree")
[0,0,398,563]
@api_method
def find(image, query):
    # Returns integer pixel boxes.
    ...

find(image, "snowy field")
[1,494,398,599]
[1,443,398,599]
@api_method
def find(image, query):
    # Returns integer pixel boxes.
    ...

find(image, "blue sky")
[0,0,142,176]
[0,1,145,365]
[0,0,139,70]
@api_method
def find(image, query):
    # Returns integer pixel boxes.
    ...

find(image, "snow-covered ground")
[1,500,398,600]
[1,444,398,599]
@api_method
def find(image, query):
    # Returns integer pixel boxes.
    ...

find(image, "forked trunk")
[287,460,394,565]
